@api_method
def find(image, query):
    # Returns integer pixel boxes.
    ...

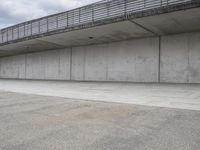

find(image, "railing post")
[24,24,25,37]
[124,0,127,15]
[79,8,81,23]
[73,10,75,25]
[92,6,94,22]
[39,21,40,33]
[47,18,49,32]
[12,28,13,40]
[31,23,32,35]
[17,26,19,39]
[106,2,109,17]
[1,32,3,43]
[67,12,69,27]
[56,16,58,29]
[7,29,8,42]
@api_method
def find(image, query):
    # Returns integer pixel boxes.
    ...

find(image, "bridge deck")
[0,0,199,47]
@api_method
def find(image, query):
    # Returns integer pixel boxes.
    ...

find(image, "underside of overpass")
[0,0,200,83]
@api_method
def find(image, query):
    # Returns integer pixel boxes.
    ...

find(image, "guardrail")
[0,0,192,45]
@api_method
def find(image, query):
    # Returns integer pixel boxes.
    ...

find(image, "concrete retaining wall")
[160,32,200,83]
[0,55,26,79]
[72,38,159,82]
[0,49,71,80]
[0,32,200,83]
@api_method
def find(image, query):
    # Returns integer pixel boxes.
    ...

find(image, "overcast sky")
[0,0,99,29]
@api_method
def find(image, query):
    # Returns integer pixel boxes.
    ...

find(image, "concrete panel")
[72,37,159,82]
[0,48,69,80]
[59,49,71,80]
[26,52,46,79]
[0,55,26,79]
[0,48,71,80]
[188,32,200,83]
[71,47,85,80]
[26,49,71,80]
[160,32,200,83]
[40,49,71,80]
[84,44,108,81]
[43,50,60,80]
[107,38,159,82]
[160,34,189,83]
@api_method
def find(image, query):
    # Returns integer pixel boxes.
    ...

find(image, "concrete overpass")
[0,0,200,83]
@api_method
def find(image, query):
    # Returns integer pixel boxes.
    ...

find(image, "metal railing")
[0,0,192,45]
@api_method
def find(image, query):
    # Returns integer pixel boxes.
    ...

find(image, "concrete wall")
[0,48,71,80]
[25,49,71,80]
[0,55,26,79]
[0,32,200,83]
[0,37,159,82]
[160,32,200,83]
[72,38,159,82]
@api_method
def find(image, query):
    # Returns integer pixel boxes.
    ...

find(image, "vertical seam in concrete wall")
[58,50,61,80]
[106,44,108,81]
[70,47,73,80]
[43,53,46,80]
[0,59,1,78]
[83,48,86,80]
[25,54,27,79]
[187,34,190,83]
[158,36,161,83]
[18,58,20,78]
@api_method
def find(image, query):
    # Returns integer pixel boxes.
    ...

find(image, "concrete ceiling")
[0,7,200,57]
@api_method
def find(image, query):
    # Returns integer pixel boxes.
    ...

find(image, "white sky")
[0,0,99,29]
